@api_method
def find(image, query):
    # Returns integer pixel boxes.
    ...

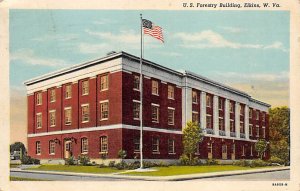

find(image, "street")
[10,169,290,181]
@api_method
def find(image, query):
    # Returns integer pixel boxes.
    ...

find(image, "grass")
[10,164,20,168]
[124,165,267,176]
[27,165,124,174]
[10,176,49,181]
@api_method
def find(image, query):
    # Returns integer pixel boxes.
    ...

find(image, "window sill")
[133,88,140,92]
[100,89,108,92]
[81,152,88,155]
[168,97,175,100]
[65,123,72,126]
[152,93,159,96]
[152,152,160,154]
[192,102,198,104]
[168,123,174,126]
[49,153,55,155]
[168,153,176,155]
[82,121,89,123]
[133,118,140,121]
[100,118,108,121]
[50,101,56,103]
[50,125,56,128]
[36,153,41,156]
[152,121,159,123]
[99,152,108,154]
[134,151,140,154]
[206,106,211,108]
[82,93,89,96]
[37,127,42,129]
[65,97,72,100]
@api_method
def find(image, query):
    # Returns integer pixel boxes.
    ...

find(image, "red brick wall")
[27,95,34,134]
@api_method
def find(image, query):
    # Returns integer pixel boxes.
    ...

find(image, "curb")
[10,166,290,181]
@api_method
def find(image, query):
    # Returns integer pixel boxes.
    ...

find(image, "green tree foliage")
[269,107,290,164]
[182,121,203,161]
[10,142,26,155]
[255,139,267,159]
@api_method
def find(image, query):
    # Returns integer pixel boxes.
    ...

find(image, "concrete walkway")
[10,166,289,181]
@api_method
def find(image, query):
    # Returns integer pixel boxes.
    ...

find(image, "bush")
[206,159,218,165]
[115,161,128,170]
[78,155,91,166]
[127,161,140,170]
[99,163,106,168]
[233,159,251,167]
[250,159,270,167]
[118,150,127,159]
[21,155,40,165]
[108,161,115,168]
[179,154,190,166]
[268,156,284,165]
[65,156,76,165]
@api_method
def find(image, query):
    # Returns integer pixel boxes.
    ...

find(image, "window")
[230,120,235,132]
[81,104,89,122]
[168,85,174,99]
[36,92,42,105]
[262,127,266,138]
[100,75,109,91]
[65,84,72,99]
[206,95,211,107]
[256,125,260,137]
[232,144,235,154]
[249,109,253,118]
[219,117,224,130]
[36,141,41,155]
[249,124,253,136]
[240,105,244,116]
[152,80,159,95]
[168,108,175,125]
[250,145,253,156]
[100,101,109,120]
[50,89,56,102]
[152,137,159,153]
[262,113,266,122]
[64,107,72,125]
[81,138,88,153]
[230,102,234,113]
[133,75,140,90]
[134,138,140,152]
[168,139,175,154]
[206,115,212,129]
[133,101,140,120]
[151,104,159,123]
[82,80,89,95]
[242,145,245,156]
[192,111,198,123]
[49,110,56,127]
[240,121,244,133]
[49,140,55,154]
[36,113,42,129]
[219,98,223,110]
[192,90,197,103]
[100,136,108,153]
[222,145,227,154]
[207,143,213,159]
[256,110,260,120]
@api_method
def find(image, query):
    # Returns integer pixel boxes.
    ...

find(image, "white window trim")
[82,80,89,96]
[100,136,108,153]
[168,108,175,125]
[219,99,223,111]
[100,100,109,121]
[36,93,42,106]
[192,91,198,104]
[167,85,175,100]
[206,96,211,108]
[133,100,141,121]
[152,138,160,154]
[256,125,260,137]
[81,138,89,154]
[49,141,55,155]
[151,104,160,123]
[133,76,140,92]
[64,107,72,125]
[36,142,41,155]
[36,112,42,129]
[100,75,109,92]
[168,139,176,154]
[49,110,56,127]
[81,104,90,123]
[65,84,72,99]
[249,124,253,136]
[151,80,159,96]
[242,145,245,156]
[50,89,56,103]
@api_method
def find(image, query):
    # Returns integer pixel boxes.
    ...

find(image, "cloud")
[92,18,113,25]
[11,49,69,67]
[158,52,182,57]
[220,26,244,33]
[78,43,112,54]
[85,29,140,44]
[173,30,288,51]
[31,34,78,42]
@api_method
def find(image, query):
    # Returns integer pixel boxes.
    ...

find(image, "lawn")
[124,165,265,176]
[27,165,124,174]
[10,176,49,181]
[10,164,20,168]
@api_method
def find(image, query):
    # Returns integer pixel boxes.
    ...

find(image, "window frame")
[206,95,211,108]
[49,110,56,127]
[64,107,72,125]
[249,124,253,136]
[256,125,260,137]
[100,74,109,91]
[230,102,234,113]
[50,89,56,103]
[192,111,198,123]
[219,117,224,130]
[65,84,72,99]
[100,136,108,153]
[168,107,175,125]
[36,92,42,105]
[206,114,212,129]
[133,75,140,91]
[218,98,223,110]
[151,104,160,123]
[36,141,41,155]
[81,137,89,154]
[100,100,109,121]
[133,138,140,153]
[49,140,55,155]
[152,137,160,153]
[192,90,198,103]
[82,80,89,96]
[36,112,42,129]
[230,119,235,132]
[168,85,175,100]
[256,110,260,120]
[133,100,140,120]
[151,80,159,95]
[81,104,90,123]
[168,139,175,154]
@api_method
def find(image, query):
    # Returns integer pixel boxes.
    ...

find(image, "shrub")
[118,150,127,159]
[127,161,140,170]
[99,163,106,168]
[206,159,218,165]
[179,154,190,166]
[115,161,128,170]
[108,161,115,168]
[157,161,169,167]
[250,159,270,167]
[78,155,91,166]
[233,159,251,167]
[268,156,284,165]
[21,155,40,165]
[65,156,76,165]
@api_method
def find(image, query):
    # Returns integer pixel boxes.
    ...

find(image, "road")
[10,169,290,181]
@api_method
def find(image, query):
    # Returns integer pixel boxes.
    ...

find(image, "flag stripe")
[142,19,164,43]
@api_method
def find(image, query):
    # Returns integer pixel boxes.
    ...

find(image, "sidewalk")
[10,166,290,181]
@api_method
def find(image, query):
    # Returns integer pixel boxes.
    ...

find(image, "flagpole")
[139,13,144,169]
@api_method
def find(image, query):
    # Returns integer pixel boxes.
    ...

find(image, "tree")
[182,121,204,161]
[255,139,267,159]
[10,142,26,158]
[269,107,290,164]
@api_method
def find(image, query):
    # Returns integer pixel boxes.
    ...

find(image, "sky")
[9,10,289,144]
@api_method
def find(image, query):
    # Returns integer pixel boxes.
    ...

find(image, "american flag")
[142,19,164,43]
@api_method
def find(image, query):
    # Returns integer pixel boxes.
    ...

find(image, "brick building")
[24,51,270,164]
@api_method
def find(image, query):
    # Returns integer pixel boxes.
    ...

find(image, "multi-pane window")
[133,101,140,120]
[100,101,109,120]
[36,141,41,155]
[49,140,55,154]
[133,75,140,90]
[262,127,266,138]
[242,145,245,156]
[168,85,174,99]
[219,117,224,130]
[100,136,108,153]
[222,145,227,154]
[240,105,244,116]
[152,137,159,152]
[81,138,88,153]
[36,92,42,105]
[256,125,260,137]
[50,89,56,102]
[240,121,244,133]
[65,107,72,125]
[230,102,234,113]
[250,145,253,156]
[219,98,223,110]
[256,110,260,120]
[249,124,253,136]
[168,139,175,154]
[65,84,72,99]
[232,144,235,154]
[100,75,109,91]
[152,80,159,95]
[206,95,211,107]
[168,108,175,125]
[81,104,89,122]
[192,91,197,103]
[262,113,266,122]
[134,138,140,152]
[82,80,89,95]
[192,112,198,123]
[151,104,159,123]
[230,120,235,132]
[49,110,56,127]
[249,109,253,118]
[36,113,42,129]
[206,115,212,129]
